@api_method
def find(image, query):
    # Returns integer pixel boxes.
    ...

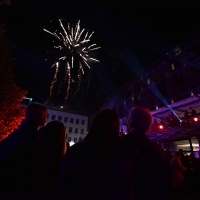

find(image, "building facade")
[101,31,200,154]
[47,108,88,146]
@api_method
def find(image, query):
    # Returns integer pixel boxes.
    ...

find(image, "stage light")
[159,125,164,129]
[194,117,198,122]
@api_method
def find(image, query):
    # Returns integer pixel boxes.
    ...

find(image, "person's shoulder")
[119,134,130,147]
[0,127,19,147]
[121,133,142,147]
[149,140,164,152]
[62,140,90,167]
[121,133,132,142]
[147,139,167,159]
[119,134,139,156]
[67,141,88,155]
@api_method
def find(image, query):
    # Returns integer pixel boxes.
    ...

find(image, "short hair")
[127,107,152,133]
[38,121,66,171]
[85,108,119,142]
[25,103,47,123]
[39,120,66,157]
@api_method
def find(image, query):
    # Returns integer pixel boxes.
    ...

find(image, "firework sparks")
[44,20,100,102]
[49,62,59,101]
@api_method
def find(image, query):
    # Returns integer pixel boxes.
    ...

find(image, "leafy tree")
[0,22,27,141]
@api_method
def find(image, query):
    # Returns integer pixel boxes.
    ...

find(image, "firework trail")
[44,20,100,103]
[49,62,59,102]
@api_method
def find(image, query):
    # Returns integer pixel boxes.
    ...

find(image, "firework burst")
[44,19,100,103]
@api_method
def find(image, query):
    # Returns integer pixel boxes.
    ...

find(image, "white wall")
[47,108,88,145]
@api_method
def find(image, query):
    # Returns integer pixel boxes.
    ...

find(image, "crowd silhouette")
[0,103,200,200]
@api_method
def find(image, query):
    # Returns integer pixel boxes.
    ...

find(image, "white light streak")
[83,60,90,69]
[88,31,94,39]
[90,58,100,62]
[44,19,100,101]
[88,44,96,49]
[88,47,101,51]
[72,56,74,68]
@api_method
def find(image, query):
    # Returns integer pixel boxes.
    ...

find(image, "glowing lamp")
[159,125,164,129]
[194,117,198,122]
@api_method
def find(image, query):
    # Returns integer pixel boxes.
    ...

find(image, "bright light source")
[159,125,164,129]
[69,141,75,146]
[194,117,198,122]
[61,106,63,108]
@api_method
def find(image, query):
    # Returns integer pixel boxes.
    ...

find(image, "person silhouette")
[56,108,120,200]
[115,107,167,200]
[0,103,48,199]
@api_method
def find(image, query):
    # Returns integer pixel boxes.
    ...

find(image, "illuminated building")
[101,31,200,154]
[46,106,88,146]
[23,100,88,146]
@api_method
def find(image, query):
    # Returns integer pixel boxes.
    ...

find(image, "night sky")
[1,0,200,114]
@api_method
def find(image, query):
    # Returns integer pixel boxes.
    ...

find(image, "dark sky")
[1,0,200,114]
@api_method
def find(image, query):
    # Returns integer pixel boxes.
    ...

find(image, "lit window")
[68,137,71,142]
[81,120,85,125]
[69,127,73,133]
[70,118,74,123]
[75,128,78,133]
[58,116,62,121]
[51,115,56,120]
[80,129,84,135]
[76,119,79,124]
[74,138,77,143]
[64,117,68,123]
[147,79,150,85]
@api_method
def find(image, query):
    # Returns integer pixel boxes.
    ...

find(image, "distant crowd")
[0,103,200,200]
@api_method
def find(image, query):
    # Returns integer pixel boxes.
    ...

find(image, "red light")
[194,117,198,122]
[159,125,164,129]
